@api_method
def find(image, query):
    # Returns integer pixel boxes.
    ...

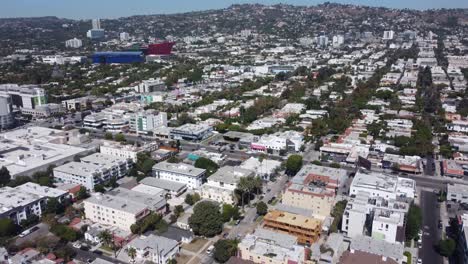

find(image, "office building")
[127,234,179,264]
[83,193,151,231]
[92,18,101,30]
[332,35,345,47]
[263,208,322,245]
[87,29,105,40]
[130,110,167,134]
[282,165,347,218]
[201,166,255,204]
[0,95,14,129]
[152,161,206,189]
[137,78,166,93]
[0,182,68,224]
[170,124,213,141]
[65,38,83,48]
[238,228,308,264]
[0,127,89,178]
[0,84,47,110]
[92,52,144,64]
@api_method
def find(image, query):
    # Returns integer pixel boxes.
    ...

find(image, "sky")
[1,0,468,19]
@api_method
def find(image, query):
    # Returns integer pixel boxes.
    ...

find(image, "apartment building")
[127,234,179,264]
[342,191,409,244]
[238,228,309,264]
[83,193,151,231]
[99,140,158,162]
[382,154,422,174]
[448,183,468,204]
[80,153,133,178]
[0,182,69,224]
[263,208,322,245]
[201,166,255,204]
[282,165,347,218]
[152,161,206,189]
[130,110,168,134]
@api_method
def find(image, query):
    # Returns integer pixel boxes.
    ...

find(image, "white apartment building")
[136,78,165,93]
[238,228,307,264]
[342,189,410,244]
[447,183,468,204]
[201,166,255,204]
[0,182,69,224]
[65,38,82,48]
[99,140,158,162]
[350,171,416,200]
[130,110,167,134]
[447,120,468,133]
[127,234,179,264]
[80,153,132,179]
[83,193,150,231]
[152,161,206,189]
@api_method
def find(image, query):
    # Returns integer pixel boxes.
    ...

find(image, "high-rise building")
[0,84,47,110]
[92,18,101,30]
[0,95,14,129]
[383,30,395,40]
[120,32,130,42]
[65,38,82,48]
[87,29,105,40]
[318,35,329,47]
[332,35,345,47]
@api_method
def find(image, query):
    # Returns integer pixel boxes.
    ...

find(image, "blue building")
[92,51,144,64]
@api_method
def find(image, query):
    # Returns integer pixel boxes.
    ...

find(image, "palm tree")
[253,176,263,196]
[237,177,251,207]
[98,230,113,248]
[128,247,137,263]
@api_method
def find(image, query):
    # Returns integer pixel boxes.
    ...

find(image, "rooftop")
[153,161,206,177]
[127,234,178,256]
[264,209,321,230]
[84,193,149,215]
[209,166,255,185]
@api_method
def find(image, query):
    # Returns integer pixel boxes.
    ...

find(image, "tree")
[185,193,201,206]
[94,184,105,193]
[104,132,113,140]
[213,239,238,263]
[50,224,78,242]
[256,201,268,216]
[45,198,64,214]
[405,204,422,240]
[194,157,219,176]
[438,238,456,257]
[222,204,240,222]
[285,155,303,176]
[330,200,347,233]
[188,201,223,237]
[76,186,89,200]
[0,166,11,186]
[0,218,17,237]
[174,205,184,217]
[128,247,137,263]
[98,230,113,248]
[114,133,126,142]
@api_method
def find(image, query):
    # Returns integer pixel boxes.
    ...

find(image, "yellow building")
[263,210,322,245]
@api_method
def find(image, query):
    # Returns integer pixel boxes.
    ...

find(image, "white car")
[417,258,422,264]
[206,245,214,255]
[72,242,82,249]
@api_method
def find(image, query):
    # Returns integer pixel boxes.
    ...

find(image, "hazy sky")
[2,0,467,19]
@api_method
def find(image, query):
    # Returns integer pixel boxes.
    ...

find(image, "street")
[419,190,443,264]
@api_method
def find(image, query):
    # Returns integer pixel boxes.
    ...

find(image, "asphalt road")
[227,174,288,240]
[419,190,443,264]
[15,223,49,246]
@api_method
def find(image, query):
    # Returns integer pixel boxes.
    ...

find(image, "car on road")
[18,226,39,238]
[438,220,443,229]
[206,245,214,255]
[222,233,228,238]
[92,250,103,255]
[72,242,81,249]
[417,258,422,264]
